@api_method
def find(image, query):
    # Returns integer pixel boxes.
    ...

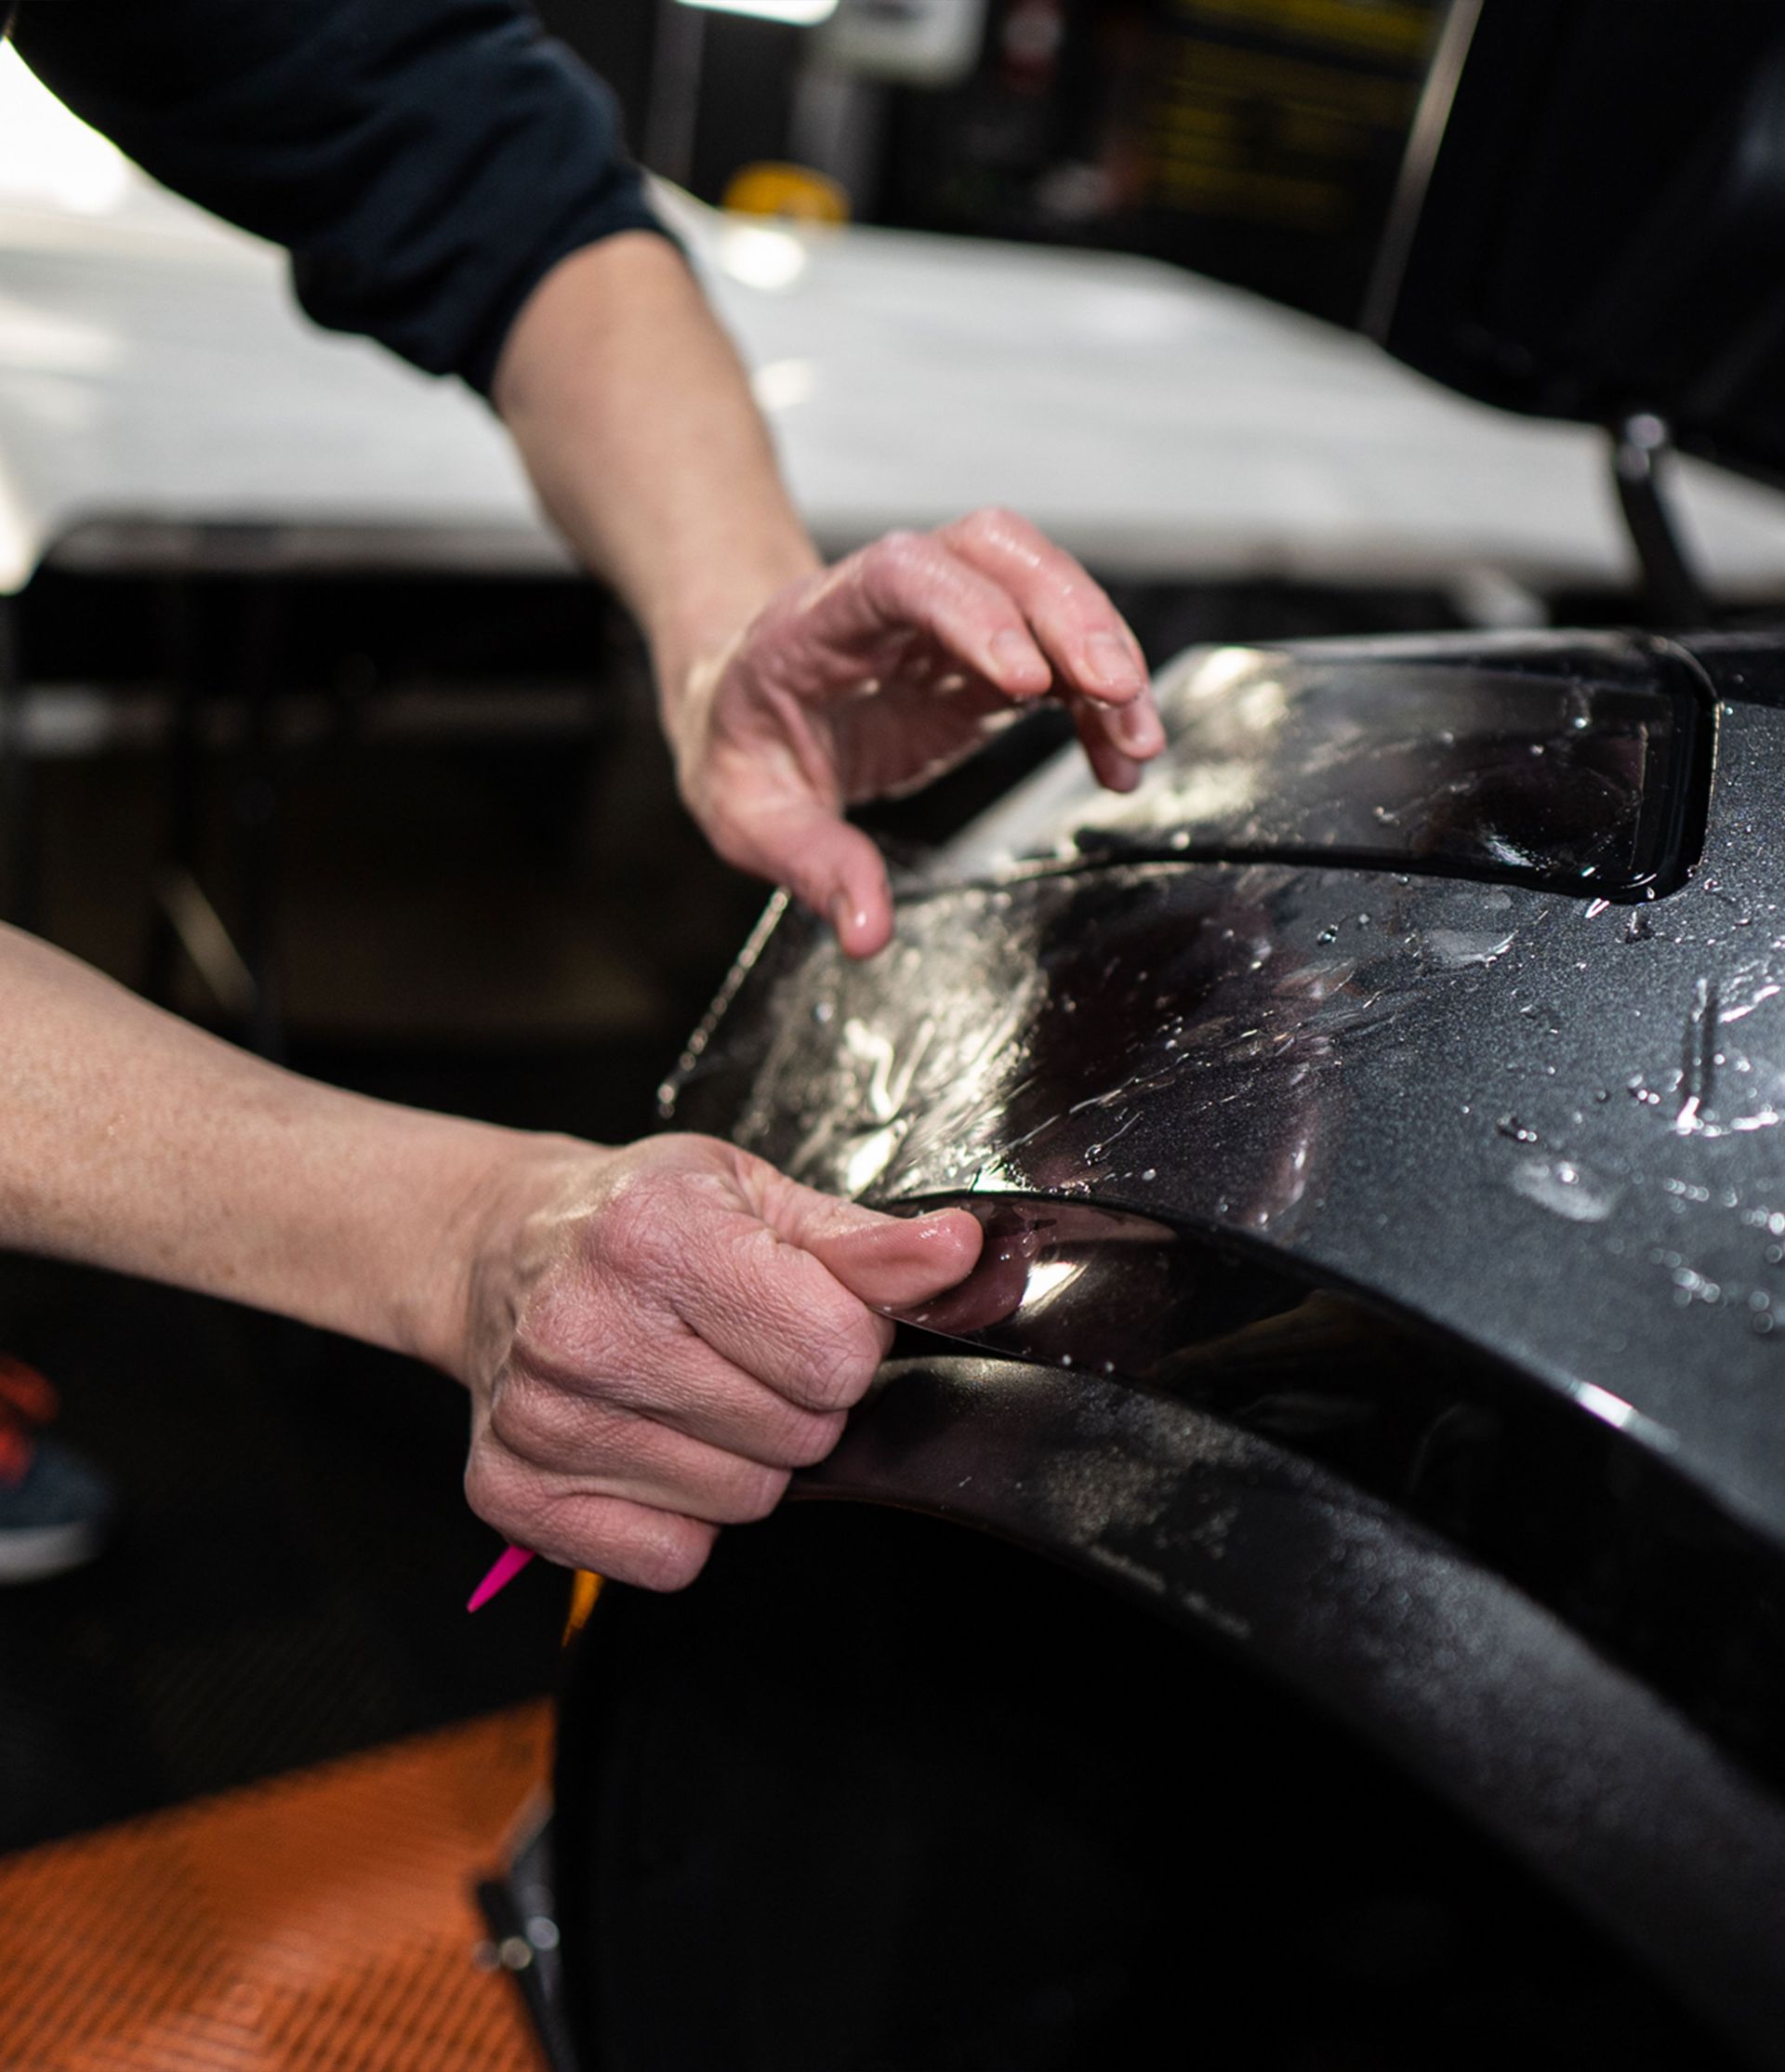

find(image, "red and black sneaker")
[0,1356,114,1583]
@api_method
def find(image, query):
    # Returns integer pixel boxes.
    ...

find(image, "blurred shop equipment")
[553,0,1443,321]
[641,0,840,190]
[867,0,1440,323]
[818,0,988,87]
[720,160,850,220]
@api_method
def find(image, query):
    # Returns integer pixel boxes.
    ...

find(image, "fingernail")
[830,892,868,944]
[1085,630,1142,693]
[990,628,1047,684]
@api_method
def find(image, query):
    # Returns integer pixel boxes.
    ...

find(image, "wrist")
[415,1128,602,1387]
[647,547,819,733]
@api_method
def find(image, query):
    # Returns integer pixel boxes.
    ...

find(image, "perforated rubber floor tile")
[0,1702,551,2072]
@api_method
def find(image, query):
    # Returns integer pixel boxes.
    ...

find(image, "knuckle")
[727,1462,791,1524]
[463,1449,526,1540]
[462,1451,496,1520]
[619,1515,717,1594]
[483,1366,555,1458]
[779,1406,848,1470]
[485,1392,533,1461]
[961,505,1034,554]
[593,1170,682,1278]
[861,530,929,600]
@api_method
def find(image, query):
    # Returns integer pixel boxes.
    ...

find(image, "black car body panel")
[668,630,1785,1566]
[642,626,1785,2061]
[538,11,1785,2059]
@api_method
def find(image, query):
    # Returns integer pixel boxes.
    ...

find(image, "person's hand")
[456,1133,982,1590]
[668,508,1166,958]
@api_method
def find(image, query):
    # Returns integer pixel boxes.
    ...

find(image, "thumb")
[752,1174,984,1313]
[734,797,895,959]
[809,1207,985,1313]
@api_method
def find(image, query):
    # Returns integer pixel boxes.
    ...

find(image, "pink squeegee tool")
[467,1543,535,1612]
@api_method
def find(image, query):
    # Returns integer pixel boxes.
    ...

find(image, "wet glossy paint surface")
[640,628,1785,2062]
[946,629,1709,898]
[668,630,1785,1553]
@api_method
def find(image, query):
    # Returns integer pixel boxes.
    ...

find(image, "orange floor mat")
[0,1703,553,2072]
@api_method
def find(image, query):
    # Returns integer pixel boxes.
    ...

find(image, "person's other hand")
[457,1134,981,1590]
[668,508,1165,958]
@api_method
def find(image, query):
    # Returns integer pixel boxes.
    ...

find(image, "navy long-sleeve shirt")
[9,0,667,391]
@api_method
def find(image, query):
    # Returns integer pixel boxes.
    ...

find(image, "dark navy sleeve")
[10,0,671,391]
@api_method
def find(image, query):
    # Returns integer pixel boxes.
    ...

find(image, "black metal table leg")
[1612,411,1711,628]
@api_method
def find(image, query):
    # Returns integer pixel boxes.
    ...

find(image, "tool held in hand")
[467,1542,535,1612]
[468,1544,605,1637]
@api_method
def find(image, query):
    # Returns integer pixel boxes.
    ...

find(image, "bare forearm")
[491,231,819,716]
[486,228,1163,964]
[0,924,530,1372]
